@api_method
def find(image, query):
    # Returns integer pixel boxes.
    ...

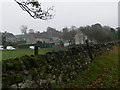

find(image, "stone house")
[74,31,87,45]
[2,32,18,42]
[25,33,50,44]
[16,35,26,42]
[16,31,61,45]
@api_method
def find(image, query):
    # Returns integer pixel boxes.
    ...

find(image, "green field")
[54,46,120,88]
[2,47,70,60]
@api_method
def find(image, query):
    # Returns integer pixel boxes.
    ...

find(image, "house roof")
[29,33,50,39]
[3,32,17,39]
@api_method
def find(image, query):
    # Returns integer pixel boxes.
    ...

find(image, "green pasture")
[2,47,70,60]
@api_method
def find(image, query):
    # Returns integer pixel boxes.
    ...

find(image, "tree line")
[46,23,118,43]
[1,23,119,49]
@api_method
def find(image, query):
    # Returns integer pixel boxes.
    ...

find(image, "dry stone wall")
[2,42,114,88]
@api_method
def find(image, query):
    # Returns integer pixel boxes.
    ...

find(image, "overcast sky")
[0,0,118,35]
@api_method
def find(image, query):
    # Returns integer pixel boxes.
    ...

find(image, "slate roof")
[3,32,17,38]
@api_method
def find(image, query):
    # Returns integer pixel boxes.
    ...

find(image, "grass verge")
[54,46,119,88]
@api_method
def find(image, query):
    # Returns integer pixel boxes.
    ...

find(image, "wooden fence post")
[85,40,93,60]
[34,46,38,55]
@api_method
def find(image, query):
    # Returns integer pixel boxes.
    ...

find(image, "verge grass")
[54,46,119,88]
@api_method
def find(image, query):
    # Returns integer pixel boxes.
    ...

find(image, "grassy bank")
[2,46,70,60]
[54,46,119,88]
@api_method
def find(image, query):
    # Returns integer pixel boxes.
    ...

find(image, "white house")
[74,31,87,45]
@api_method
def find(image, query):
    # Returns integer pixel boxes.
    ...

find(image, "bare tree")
[14,0,55,20]
[29,29,34,33]
[62,27,69,41]
[21,25,28,35]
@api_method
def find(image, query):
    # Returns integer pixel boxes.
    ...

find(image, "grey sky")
[0,1,118,35]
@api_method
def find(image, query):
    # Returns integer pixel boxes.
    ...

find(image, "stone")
[11,84,18,88]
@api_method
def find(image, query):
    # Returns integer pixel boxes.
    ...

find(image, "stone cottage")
[74,31,87,45]
[25,33,50,44]
[2,32,18,42]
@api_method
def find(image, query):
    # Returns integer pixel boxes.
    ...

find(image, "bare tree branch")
[14,0,55,20]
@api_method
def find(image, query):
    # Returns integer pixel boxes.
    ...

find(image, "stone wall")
[2,42,114,88]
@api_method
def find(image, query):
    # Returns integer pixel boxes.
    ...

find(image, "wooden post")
[85,40,93,60]
[34,46,38,55]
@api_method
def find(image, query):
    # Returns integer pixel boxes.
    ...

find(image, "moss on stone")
[2,74,24,88]
[20,55,33,70]
[29,69,38,81]
[6,63,14,70]
[12,59,23,71]
[2,62,7,72]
